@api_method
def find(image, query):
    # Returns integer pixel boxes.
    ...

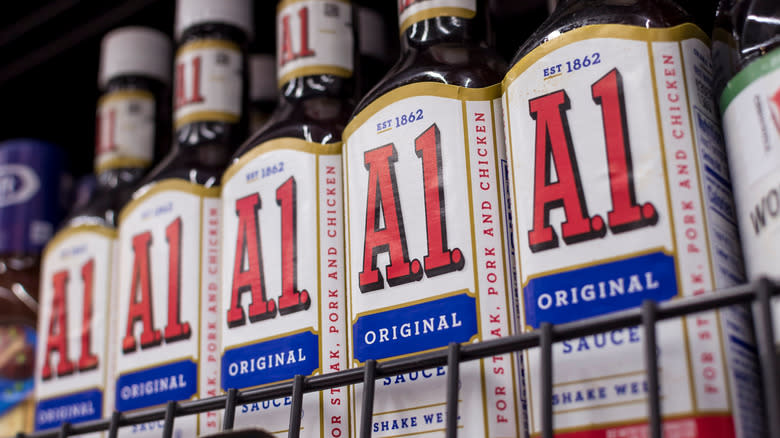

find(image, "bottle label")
[0,141,64,254]
[95,90,156,174]
[503,23,761,436]
[721,47,780,339]
[220,139,347,435]
[114,180,221,437]
[174,40,244,130]
[276,0,355,87]
[34,226,116,433]
[344,83,522,437]
[397,0,477,32]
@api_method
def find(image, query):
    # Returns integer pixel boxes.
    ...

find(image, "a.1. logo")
[227,176,311,326]
[122,217,191,352]
[526,68,658,253]
[41,259,99,379]
[358,123,465,293]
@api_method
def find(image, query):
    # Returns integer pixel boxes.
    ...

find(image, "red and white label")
[95,91,155,172]
[503,24,760,436]
[114,181,220,437]
[344,84,522,437]
[174,41,243,129]
[36,226,116,437]
[220,140,347,437]
[276,0,354,86]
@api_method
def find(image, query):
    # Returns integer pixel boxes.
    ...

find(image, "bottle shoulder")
[65,176,142,228]
[231,97,353,163]
[135,146,230,191]
[352,43,508,118]
[510,0,692,65]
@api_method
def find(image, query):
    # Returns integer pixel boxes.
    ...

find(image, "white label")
[35,226,116,436]
[95,91,155,173]
[722,47,780,341]
[174,41,243,129]
[114,181,220,437]
[503,24,760,436]
[397,0,477,30]
[344,84,522,437]
[220,140,348,437]
[276,0,354,86]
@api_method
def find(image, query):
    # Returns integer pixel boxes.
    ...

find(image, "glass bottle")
[343,1,522,436]
[503,0,763,436]
[0,139,65,435]
[32,27,171,434]
[113,1,251,437]
[719,0,780,349]
[248,54,277,133]
[220,0,356,435]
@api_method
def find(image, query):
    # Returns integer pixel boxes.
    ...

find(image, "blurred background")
[0,0,718,179]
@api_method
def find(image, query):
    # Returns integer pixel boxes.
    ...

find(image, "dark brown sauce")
[353,8,507,119]
[140,22,249,189]
[510,0,692,66]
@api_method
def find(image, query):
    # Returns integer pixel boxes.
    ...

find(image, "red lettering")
[123,232,162,352]
[359,144,422,292]
[42,270,75,379]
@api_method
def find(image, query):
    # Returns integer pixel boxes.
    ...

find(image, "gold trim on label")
[96,157,152,175]
[277,0,349,13]
[43,225,117,260]
[343,82,502,141]
[277,66,354,89]
[222,138,343,185]
[503,23,710,87]
[175,111,240,130]
[176,39,240,57]
[400,8,477,33]
[97,90,154,108]
[119,179,220,224]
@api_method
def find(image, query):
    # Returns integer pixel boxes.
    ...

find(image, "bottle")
[219,0,355,435]
[355,3,394,95]
[712,0,739,98]
[113,1,251,436]
[719,0,780,344]
[33,27,171,435]
[502,0,763,436]
[343,2,522,436]
[248,54,276,133]
[0,139,66,435]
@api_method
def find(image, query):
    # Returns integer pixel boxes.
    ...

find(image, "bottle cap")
[249,54,277,102]
[175,0,254,40]
[99,27,172,87]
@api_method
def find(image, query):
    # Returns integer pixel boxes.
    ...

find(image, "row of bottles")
[22,0,779,437]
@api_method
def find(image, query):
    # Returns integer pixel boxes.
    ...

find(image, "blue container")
[0,139,66,255]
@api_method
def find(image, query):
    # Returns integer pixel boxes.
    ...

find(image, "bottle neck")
[398,3,488,53]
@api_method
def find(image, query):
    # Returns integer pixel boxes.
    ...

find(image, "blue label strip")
[524,251,677,328]
[115,360,197,412]
[222,331,319,391]
[353,293,478,362]
[34,389,103,431]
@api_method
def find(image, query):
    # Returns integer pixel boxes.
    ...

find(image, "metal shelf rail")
[15,279,780,438]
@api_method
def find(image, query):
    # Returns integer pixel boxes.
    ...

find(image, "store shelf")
[13,279,780,438]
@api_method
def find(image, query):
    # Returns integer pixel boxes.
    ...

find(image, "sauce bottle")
[220,0,355,435]
[248,54,277,133]
[719,0,780,346]
[712,0,739,98]
[33,27,171,435]
[343,1,522,436]
[502,0,763,436]
[113,1,251,436]
[355,3,394,96]
[0,139,65,435]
